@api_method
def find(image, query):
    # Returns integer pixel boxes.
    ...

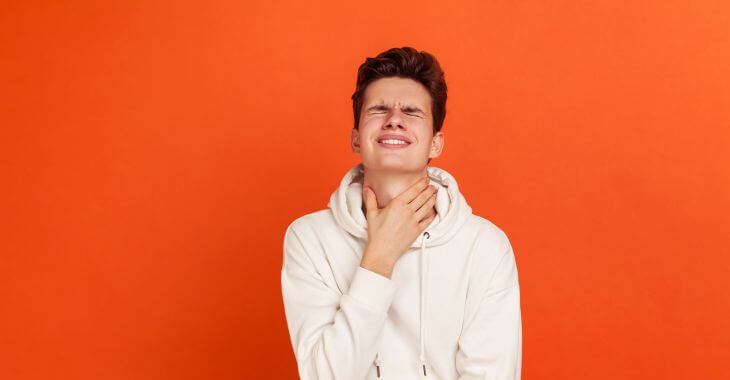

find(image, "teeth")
[380,139,408,145]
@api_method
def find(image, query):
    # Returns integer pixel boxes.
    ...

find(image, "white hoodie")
[281,163,522,380]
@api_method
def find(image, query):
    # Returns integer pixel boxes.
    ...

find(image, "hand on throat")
[359,167,434,213]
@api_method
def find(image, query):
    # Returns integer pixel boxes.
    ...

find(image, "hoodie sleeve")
[456,231,523,380]
[281,221,396,380]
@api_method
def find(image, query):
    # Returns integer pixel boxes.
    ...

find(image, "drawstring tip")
[376,365,380,378]
[422,363,427,376]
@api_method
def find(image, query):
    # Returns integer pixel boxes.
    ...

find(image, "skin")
[350,77,445,278]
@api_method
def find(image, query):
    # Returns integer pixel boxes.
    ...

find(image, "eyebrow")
[366,104,425,114]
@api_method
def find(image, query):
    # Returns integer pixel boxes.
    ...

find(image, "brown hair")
[351,47,447,134]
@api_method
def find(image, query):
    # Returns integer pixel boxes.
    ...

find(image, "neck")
[360,166,430,210]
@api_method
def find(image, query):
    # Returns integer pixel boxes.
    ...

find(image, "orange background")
[2,1,729,379]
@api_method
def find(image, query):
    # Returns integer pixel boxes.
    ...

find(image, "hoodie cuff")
[348,266,397,314]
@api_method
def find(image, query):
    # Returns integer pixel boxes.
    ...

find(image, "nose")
[383,109,405,130]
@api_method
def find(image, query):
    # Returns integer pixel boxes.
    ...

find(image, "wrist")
[360,249,395,279]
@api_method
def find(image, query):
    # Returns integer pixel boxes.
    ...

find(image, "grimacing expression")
[351,77,443,172]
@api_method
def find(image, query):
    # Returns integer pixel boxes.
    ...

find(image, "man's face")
[351,77,444,173]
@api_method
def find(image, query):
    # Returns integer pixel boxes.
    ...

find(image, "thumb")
[362,186,378,215]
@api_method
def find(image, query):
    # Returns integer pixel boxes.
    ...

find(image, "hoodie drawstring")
[375,352,382,378]
[374,230,431,378]
[420,231,430,376]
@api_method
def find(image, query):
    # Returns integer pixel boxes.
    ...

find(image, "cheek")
[413,124,433,143]
[361,115,384,127]
[359,119,382,140]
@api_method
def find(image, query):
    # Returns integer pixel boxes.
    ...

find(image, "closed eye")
[401,107,424,117]
[366,105,424,117]
[366,105,389,114]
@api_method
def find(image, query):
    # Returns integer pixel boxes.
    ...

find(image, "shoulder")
[463,214,516,272]
[282,209,336,270]
[463,214,520,290]
[464,214,512,251]
[283,208,342,259]
[284,208,338,240]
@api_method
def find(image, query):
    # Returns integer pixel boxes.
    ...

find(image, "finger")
[394,176,430,205]
[414,192,437,222]
[362,186,378,215]
[418,211,437,230]
[408,184,437,213]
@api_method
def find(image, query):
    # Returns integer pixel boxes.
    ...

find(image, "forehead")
[363,77,431,109]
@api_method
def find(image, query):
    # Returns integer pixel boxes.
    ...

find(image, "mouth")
[376,135,412,148]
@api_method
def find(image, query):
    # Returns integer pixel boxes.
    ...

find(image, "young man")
[281,47,522,379]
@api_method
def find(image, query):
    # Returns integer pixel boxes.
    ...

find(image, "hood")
[327,162,473,377]
[328,162,473,248]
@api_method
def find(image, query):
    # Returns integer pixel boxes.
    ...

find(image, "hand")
[360,176,438,278]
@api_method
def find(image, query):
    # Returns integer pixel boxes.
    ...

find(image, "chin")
[364,157,427,172]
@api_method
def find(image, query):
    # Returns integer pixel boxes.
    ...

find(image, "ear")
[429,131,444,159]
[351,128,361,153]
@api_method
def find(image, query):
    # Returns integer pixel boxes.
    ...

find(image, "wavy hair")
[351,47,447,134]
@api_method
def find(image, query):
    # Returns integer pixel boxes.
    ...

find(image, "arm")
[456,233,522,380]
[281,222,396,380]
